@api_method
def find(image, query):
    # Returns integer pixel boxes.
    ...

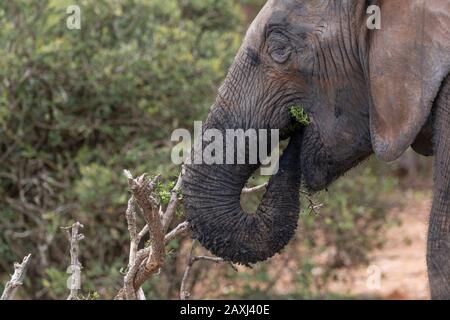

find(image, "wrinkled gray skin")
[182,0,450,299]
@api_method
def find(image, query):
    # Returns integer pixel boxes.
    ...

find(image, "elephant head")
[181,0,450,287]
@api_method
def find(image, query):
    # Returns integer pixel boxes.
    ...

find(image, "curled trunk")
[182,116,304,264]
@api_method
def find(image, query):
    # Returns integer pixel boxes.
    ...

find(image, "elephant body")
[429,75,450,298]
[182,0,450,299]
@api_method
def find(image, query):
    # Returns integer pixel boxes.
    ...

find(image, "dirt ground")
[327,190,432,300]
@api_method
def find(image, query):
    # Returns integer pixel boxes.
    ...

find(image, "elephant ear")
[368,0,450,161]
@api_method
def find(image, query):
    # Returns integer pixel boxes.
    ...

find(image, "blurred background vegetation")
[0,0,433,300]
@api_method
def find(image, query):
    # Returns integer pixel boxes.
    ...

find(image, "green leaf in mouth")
[289,105,311,126]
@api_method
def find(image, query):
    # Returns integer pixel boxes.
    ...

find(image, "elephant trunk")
[182,108,304,264]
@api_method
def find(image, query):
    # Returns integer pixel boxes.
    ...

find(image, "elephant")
[181,0,450,299]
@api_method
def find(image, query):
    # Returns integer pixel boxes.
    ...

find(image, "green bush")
[0,0,244,299]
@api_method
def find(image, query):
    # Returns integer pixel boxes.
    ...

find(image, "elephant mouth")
[182,118,305,264]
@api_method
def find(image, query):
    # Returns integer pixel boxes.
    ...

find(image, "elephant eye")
[269,45,291,64]
[267,31,291,64]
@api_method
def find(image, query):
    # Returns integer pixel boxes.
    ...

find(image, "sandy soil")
[327,190,432,300]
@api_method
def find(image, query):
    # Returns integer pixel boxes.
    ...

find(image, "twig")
[165,221,189,244]
[180,242,198,300]
[192,256,225,264]
[241,182,324,214]
[242,182,268,194]
[300,190,324,215]
[63,222,84,300]
[162,167,185,233]
[1,254,31,300]
[180,241,233,300]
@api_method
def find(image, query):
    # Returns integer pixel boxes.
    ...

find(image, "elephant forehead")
[244,0,328,49]
[244,0,277,48]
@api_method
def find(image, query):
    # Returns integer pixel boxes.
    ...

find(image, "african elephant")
[181,0,450,299]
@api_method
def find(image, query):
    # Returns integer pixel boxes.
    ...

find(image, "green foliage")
[290,105,311,126]
[0,0,245,299]
[280,105,310,138]
[155,180,176,206]
[42,268,69,299]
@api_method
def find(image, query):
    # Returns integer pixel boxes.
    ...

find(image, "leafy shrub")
[0,0,244,299]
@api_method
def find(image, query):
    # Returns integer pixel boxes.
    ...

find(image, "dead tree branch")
[300,190,324,215]
[63,222,84,300]
[116,167,239,300]
[162,168,184,233]
[165,221,189,244]
[124,196,147,300]
[180,241,230,300]
[116,169,188,300]
[1,254,31,300]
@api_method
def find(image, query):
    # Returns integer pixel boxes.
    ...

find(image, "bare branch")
[300,190,324,215]
[63,222,84,300]
[123,250,147,300]
[180,243,196,300]
[162,167,185,233]
[242,182,268,194]
[124,195,146,300]
[165,221,189,245]
[116,171,167,300]
[1,254,31,300]
[180,241,231,300]
[117,167,237,300]
[133,178,166,290]
[192,256,225,264]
